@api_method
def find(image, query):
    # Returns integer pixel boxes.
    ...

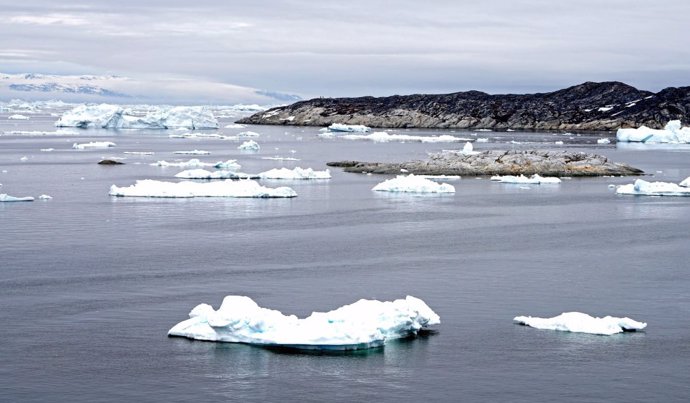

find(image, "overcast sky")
[2,0,689,99]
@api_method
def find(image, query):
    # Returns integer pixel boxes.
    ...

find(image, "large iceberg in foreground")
[514,312,647,335]
[373,174,455,193]
[616,120,690,143]
[616,179,690,196]
[109,179,296,198]
[55,104,218,129]
[168,295,440,350]
[490,174,561,184]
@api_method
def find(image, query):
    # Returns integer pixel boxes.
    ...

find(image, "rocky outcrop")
[238,82,689,131]
[327,150,643,177]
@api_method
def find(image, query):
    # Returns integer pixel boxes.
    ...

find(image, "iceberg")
[109,179,296,198]
[461,141,480,155]
[616,120,690,143]
[373,174,455,193]
[514,312,647,336]
[55,104,218,129]
[616,179,690,196]
[0,193,34,202]
[490,174,561,184]
[8,114,30,120]
[341,131,470,143]
[680,177,690,187]
[174,169,252,180]
[72,141,116,150]
[238,140,260,151]
[173,150,210,155]
[259,167,331,180]
[327,123,370,133]
[168,295,440,350]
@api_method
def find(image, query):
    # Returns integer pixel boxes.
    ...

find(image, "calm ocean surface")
[1,110,689,402]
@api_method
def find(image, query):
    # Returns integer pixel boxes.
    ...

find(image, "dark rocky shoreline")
[238,81,689,131]
[327,150,644,177]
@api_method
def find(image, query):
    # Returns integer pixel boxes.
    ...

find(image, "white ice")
[341,131,470,143]
[224,123,246,129]
[173,150,210,155]
[124,151,155,155]
[490,174,561,184]
[514,312,646,335]
[616,120,690,143]
[373,174,455,193]
[616,179,690,196]
[461,141,480,155]
[55,104,218,129]
[174,169,250,180]
[238,131,260,137]
[327,123,371,133]
[109,179,296,198]
[680,177,690,187]
[238,140,260,151]
[72,141,116,150]
[168,295,440,350]
[259,167,331,180]
[0,193,34,202]
[38,194,52,200]
[597,138,611,144]
[8,114,30,120]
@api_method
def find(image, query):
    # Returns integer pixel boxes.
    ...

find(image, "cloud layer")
[1,0,689,100]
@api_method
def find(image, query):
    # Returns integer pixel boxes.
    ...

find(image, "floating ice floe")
[326,123,370,133]
[173,150,210,155]
[38,194,52,200]
[616,120,690,143]
[418,175,461,181]
[554,141,564,145]
[490,174,561,184]
[261,156,301,161]
[20,156,28,162]
[680,177,690,187]
[109,179,296,198]
[238,140,260,151]
[373,174,455,193]
[259,167,331,180]
[174,169,251,180]
[513,312,646,335]
[168,295,439,350]
[616,179,690,196]
[224,123,246,129]
[1,129,79,136]
[55,104,218,129]
[40,148,54,152]
[238,131,260,137]
[461,141,480,155]
[72,141,116,150]
[169,132,223,139]
[341,131,470,143]
[0,193,34,202]
[123,151,154,155]
[597,138,611,144]
[8,114,30,120]
[476,138,489,143]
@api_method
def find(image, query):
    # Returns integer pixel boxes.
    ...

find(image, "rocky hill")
[238,82,690,131]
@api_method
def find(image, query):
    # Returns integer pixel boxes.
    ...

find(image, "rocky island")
[327,150,643,177]
[238,81,689,131]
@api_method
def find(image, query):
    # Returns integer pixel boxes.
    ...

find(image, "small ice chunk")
[238,131,260,137]
[341,131,470,143]
[238,140,260,151]
[224,123,246,129]
[40,148,55,152]
[476,138,489,143]
[514,312,646,335]
[8,114,30,120]
[554,141,564,145]
[20,156,28,161]
[616,179,690,196]
[490,174,561,184]
[258,167,331,180]
[461,141,479,155]
[373,174,455,193]
[173,150,210,155]
[0,193,34,202]
[597,138,611,144]
[38,194,52,200]
[327,123,370,133]
[72,141,116,150]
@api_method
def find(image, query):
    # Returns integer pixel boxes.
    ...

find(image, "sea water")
[1,112,689,402]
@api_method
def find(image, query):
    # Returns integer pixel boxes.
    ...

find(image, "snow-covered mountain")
[0,73,301,105]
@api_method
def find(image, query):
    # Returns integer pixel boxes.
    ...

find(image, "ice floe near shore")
[55,104,218,129]
[616,178,690,196]
[490,174,561,184]
[616,120,690,143]
[109,179,296,198]
[168,295,440,350]
[238,140,260,151]
[72,141,116,150]
[152,159,240,171]
[340,131,470,143]
[326,123,370,133]
[259,167,331,180]
[0,193,34,202]
[8,114,30,120]
[373,174,455,193]
[514,312,647,335]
